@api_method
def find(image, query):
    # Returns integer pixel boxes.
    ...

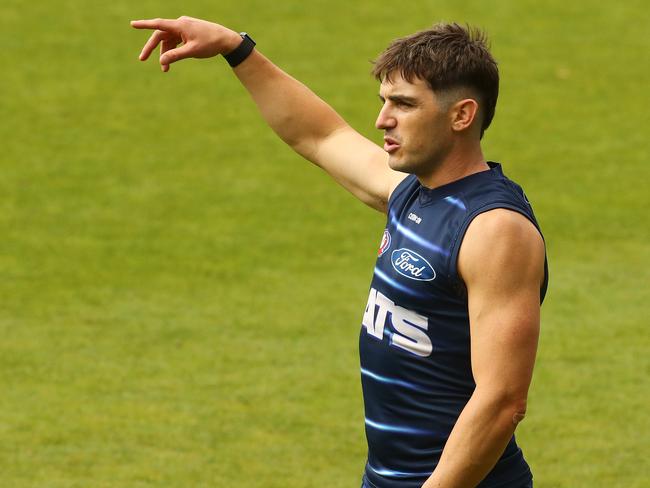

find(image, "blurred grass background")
[1,0,648,487]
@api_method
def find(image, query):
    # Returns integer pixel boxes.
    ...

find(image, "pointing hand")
[130,16,242,72]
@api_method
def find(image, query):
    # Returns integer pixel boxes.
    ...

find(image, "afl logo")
[391,248,436,281]
[378,229,391,257]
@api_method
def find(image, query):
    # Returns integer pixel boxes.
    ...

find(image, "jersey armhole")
[447,203,549,303]
[387,174,417,213]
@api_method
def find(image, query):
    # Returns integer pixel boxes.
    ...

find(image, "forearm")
[233,50,348,160]
[422,388,525,488]
[131,16,394,211]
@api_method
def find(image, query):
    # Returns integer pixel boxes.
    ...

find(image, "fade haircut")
[372,23,499,138]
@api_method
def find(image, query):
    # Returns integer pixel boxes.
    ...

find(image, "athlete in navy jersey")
[360,164,547,488]
[134,16,548,488]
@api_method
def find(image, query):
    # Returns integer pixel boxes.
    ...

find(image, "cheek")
[420,119,451,146]
[400,111,449,153]
[402,119,425,143]
[407,124,437,151]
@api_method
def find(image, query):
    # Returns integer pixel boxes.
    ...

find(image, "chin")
[388,155,416,174]
[387,154,404,169]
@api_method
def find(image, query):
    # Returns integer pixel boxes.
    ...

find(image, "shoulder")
[466,208,541,243]
[458,208,545,289]
[458,163,534,214]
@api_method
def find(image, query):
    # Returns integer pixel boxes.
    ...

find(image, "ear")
[450,98,479,133]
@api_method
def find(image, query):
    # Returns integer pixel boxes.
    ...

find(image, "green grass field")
[1,1,648,486]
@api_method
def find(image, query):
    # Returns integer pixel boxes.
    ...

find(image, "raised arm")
[131,16,406,212]
[422,209,546,488]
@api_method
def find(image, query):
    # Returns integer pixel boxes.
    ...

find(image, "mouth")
[383,136,401,154]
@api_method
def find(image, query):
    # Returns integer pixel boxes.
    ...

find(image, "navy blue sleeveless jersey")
[359,162,548,488]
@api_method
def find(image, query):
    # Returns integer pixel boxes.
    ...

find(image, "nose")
[375,104,396,130]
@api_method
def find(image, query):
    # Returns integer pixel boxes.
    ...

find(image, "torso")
[360,162,547,488]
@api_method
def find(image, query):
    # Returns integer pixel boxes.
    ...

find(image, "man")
[131,16,548,488]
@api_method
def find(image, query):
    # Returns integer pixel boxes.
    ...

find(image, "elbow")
[503,395,528,427]
[478,386,529,427]
[510,400,527,426]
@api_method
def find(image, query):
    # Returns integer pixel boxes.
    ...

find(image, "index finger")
[130,18,178,31]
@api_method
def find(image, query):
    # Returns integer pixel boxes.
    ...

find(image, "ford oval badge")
[391,248,436,281]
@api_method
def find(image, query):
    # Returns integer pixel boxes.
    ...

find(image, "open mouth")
[384,137,400,154]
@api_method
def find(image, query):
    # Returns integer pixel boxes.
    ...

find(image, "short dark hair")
[372,23,499,138]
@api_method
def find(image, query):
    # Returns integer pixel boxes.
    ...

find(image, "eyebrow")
[378,94,419,105]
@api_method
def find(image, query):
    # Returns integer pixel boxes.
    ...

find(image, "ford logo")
[391,248,436,281]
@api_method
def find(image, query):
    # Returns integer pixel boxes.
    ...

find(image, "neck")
[417,141,488,189]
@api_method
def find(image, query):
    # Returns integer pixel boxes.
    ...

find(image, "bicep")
[303,126,407,213]
[458,209,545,398]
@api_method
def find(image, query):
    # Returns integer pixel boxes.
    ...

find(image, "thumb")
[160,42,195,65]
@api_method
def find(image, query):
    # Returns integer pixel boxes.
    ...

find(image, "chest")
[375,195,467,307]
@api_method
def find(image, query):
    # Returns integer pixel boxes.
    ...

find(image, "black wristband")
[224,33,256,68]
